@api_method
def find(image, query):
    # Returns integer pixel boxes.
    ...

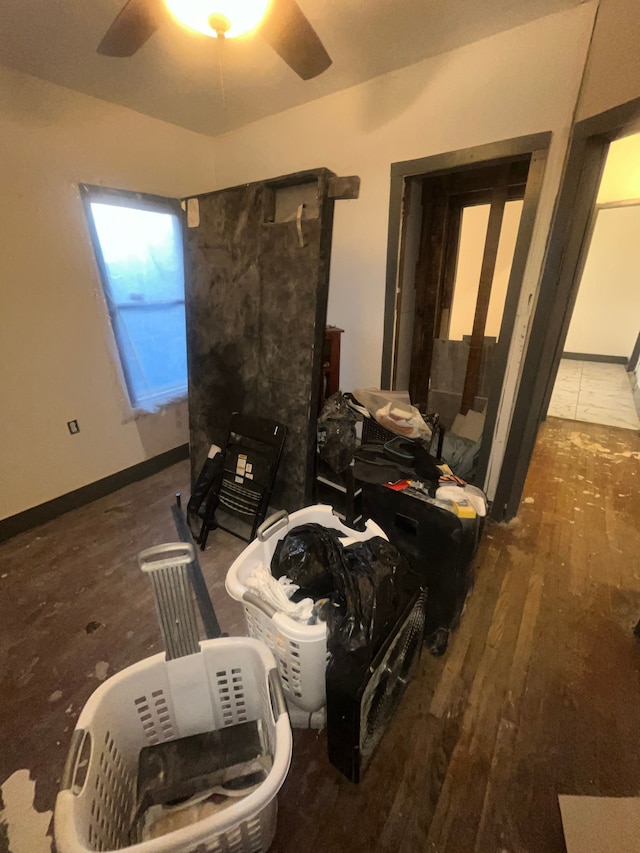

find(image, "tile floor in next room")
[548,358,640,430]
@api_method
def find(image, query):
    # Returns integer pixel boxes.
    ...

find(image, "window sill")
[125,392,188,421]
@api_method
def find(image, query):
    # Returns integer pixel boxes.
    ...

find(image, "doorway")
[546,134,640,432]
[382,134,551,490]
[495,97,640,520]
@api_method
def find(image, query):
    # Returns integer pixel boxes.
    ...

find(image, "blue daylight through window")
[85,191,187,410]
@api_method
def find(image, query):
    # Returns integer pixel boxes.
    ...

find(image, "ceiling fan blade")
[97,0,165,57]
[259,0,331,80]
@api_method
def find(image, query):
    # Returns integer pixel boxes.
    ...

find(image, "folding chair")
[197,412,287,549]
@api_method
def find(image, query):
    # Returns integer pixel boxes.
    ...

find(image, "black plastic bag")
[326,537,420,663]
[270,523,346,598]
[186,449,223,536]
[317,392,358,474]
[353,437,443,488]
[272,525,419,667]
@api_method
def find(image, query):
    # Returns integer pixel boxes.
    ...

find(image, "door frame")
[404,164,530,409]
[493,96,640,520]
[381,132,551,492]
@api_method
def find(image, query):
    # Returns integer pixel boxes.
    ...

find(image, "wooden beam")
[460,167,510,414]
[408,178,449,406]
[391,178,413,389]
[628,329,640,373]
[437,201,463,338]
[327,175,360,199]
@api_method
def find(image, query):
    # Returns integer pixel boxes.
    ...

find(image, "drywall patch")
[0,769,52,853]
[94,661,109,681]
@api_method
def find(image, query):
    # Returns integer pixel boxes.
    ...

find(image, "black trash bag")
[326,537,420,666]
[186,449,224,537]
[317,392,358,474]
[272,525,419,670]
[270,523,346,598]
[353,438,443,488]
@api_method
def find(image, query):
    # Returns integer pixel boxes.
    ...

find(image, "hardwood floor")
[1,417,639,852]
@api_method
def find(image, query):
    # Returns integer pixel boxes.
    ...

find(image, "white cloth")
[245,564,314,622]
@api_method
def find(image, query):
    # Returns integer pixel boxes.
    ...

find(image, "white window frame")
[80,184,188,414]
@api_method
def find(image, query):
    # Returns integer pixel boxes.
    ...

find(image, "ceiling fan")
[98,0,332,80]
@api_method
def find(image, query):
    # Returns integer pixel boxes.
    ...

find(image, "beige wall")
[565,204,640,357]
[211,4,596,499]
[564,134,640,358]
[0,65,219,521]
[577,0,640,121]
[1,2,599,521]
[597,132,640,203]
[212,6,595,395]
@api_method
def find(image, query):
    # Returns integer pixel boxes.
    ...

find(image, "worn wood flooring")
[1,417,639,852]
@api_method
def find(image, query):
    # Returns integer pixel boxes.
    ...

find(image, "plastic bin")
[225,505,387,716]
[54,637,292,853]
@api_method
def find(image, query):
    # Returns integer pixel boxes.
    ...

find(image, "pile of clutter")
[244,522,419,646]
[317,388,487,520]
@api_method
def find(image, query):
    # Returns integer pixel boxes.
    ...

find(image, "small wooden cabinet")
[322,325,344,402]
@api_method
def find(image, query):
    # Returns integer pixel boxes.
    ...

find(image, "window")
[81,185,187,412]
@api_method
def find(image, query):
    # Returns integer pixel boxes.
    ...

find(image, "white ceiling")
[0,0,586,137]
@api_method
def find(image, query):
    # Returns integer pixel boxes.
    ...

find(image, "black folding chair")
[196,412,287,549]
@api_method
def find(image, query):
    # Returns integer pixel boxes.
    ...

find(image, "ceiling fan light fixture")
[163,0,270,39]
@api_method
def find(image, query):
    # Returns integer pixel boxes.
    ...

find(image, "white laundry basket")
[224,505,387,719]
[54,637,292,853]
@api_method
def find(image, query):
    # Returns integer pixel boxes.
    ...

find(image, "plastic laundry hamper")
[224,505,387,724]
[55,544,292,853]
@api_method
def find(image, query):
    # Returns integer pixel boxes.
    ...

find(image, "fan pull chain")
[217,32,227,111]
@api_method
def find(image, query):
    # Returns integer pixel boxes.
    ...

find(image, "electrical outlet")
[67,419,80,435]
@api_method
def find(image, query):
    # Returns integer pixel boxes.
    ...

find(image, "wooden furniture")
[322,326,344,402]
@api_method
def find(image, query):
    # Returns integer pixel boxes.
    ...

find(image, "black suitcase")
[361,482,483,655]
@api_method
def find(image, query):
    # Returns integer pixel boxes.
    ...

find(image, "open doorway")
[382,135,551,489]
[494,98,640,520]
[546,134,640,431]
[394,163,527,415]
